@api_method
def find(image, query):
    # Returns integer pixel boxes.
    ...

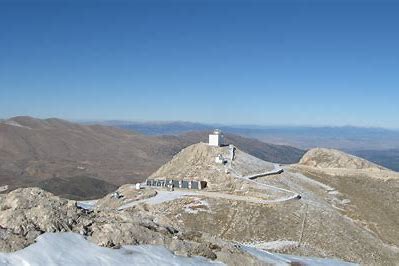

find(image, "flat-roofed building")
[145,179,207,190]
[209,129,224,147]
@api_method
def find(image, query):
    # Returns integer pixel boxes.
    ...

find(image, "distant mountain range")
[0,117,304,199]
[94,120,213,136]
[88,120,399,148]
[89,120,399,171]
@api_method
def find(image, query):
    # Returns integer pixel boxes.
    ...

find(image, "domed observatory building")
[209,129,224,147]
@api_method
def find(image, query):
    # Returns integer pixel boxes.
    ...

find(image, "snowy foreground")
[0,233,221,266]
[0,233,357,266]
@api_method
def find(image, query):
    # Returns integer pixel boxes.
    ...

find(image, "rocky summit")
[296,148,399,180]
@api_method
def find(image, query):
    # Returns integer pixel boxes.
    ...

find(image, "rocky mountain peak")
[299,148,386,170]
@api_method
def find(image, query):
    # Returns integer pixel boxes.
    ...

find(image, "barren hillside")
[1,141,398,264]
[295,148,399,180]
[299,148,385,170]
[146,144,399,264]
[178,131,305,164]
[0,117,304,199]
[0,116,184,198]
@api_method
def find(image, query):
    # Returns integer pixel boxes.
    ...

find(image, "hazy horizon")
[3,115,399,131]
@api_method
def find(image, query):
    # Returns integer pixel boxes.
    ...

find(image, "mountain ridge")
[294,148,399,180]
[0,116,304,199]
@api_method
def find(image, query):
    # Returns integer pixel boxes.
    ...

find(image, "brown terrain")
[0,187,263,265]
[0,116,184,199]
[0,136,398,264]
[178,131,305,165]
[295,148,399,180]
[0,116,304,199]
[141,144,399,264]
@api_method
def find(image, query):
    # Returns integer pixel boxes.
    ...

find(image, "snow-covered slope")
[0,233,357,266]
[0,233,222,266]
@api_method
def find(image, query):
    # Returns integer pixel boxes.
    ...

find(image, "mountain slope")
[35,176,118,200]
[295,148,399,180]
[145,143,399,264]
[350,149,399,172]
[1,140,398,264]
[150,142,277,191]
[0,117,304,199]
[299,148,386,170]
[0,117,184,196]
[176,131,305,164]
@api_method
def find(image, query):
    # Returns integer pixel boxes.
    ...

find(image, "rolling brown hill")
[299,148,386,170]
[294,148,399,180]
[0,116,304,199]
[0,116,184,198]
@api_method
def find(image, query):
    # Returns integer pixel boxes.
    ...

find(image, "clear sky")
[0,1,398,128]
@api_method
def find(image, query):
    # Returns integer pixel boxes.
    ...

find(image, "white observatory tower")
[209,129,224,147]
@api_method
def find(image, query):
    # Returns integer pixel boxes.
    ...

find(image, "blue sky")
[0,1,398,128]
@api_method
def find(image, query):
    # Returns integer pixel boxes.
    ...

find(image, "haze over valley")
[94,120,399,171]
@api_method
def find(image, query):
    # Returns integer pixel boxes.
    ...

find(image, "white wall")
[209,134,223,146]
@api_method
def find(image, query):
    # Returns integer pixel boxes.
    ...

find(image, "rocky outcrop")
[295,148,399,180]
[0,188,81,251]
[0,187,261,265]
[299,148,385,170]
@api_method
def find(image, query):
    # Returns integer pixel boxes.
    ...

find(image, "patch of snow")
[183,198,211,214]
[384,243,399,253]
[243,166,284,180]
[0,185,8,192]
[147,191,196,205]
[240,245,357,266]
[3,120,32,129]
[342,199,351,204]
[240,245,291,265]
[331,204,346,212]
[263,194,301,203]
[76,200,97,210]
[183,208,197,214]
[243,240,298,251]
[0,232,223,266]
[118,191,197,210]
